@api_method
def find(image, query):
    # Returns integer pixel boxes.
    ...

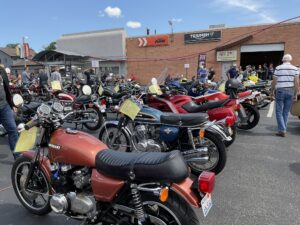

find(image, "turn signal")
[225,116,235,127]
[199,130,205,139]
[198,171,215,194]
[159,187,169,202]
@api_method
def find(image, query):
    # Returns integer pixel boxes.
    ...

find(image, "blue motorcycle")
[98,97,230,175]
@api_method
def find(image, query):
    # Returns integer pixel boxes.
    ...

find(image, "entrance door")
[221,62,234,81]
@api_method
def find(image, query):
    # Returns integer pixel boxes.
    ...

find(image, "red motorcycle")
[12,100,215,225]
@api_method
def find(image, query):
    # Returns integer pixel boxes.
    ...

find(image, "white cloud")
[126,21,142,29]
[104,6,122,18]
[212,0,277,23]
[172,18,183,23]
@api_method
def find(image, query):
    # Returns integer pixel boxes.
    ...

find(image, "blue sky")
[1,0,299,51]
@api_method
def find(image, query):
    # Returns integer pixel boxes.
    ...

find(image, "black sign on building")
[184,31,221,44]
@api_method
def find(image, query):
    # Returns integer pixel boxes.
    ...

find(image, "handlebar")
[25,120,40,130]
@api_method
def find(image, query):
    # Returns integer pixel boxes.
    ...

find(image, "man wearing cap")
[0,65,19,158]
[270,54,299,137]
[227,64,238,80]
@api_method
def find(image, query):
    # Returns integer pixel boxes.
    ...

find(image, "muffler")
[182,147,209,163]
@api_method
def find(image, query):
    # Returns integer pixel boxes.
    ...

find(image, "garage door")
[241,43,284,53]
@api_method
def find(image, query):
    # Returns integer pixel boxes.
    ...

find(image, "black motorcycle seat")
[103,89,127,99]
[22,102,41,114]
[160,113,208,126]
[182,99,230,113]
[95,150,188,183]
[74,95,91,104]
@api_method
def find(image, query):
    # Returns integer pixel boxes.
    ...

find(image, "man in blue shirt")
[21,66,30,86]
[197,65,207,83]
[227,64,238,80]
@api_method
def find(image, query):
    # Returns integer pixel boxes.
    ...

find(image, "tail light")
[198,171,215,194]
[101,99,107,105]
[225,116,235,127]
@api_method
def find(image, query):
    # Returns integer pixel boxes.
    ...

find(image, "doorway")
[240,51,284,69]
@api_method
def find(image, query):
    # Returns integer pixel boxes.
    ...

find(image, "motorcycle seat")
[182,99,230,113]
[95,150,188,183]
[74,95,91,104]
[160,113,208,126]
[103,89,127,99]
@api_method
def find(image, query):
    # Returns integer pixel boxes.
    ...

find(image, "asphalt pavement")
[0,105,300,225]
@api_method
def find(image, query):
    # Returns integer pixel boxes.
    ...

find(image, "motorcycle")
[12,95,215,225]
[54,85,104,130]
[9,82,32,104]
[99,94,230,175]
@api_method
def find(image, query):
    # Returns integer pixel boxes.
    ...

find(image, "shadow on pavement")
[289,162,300,176]
[0,203,78,225]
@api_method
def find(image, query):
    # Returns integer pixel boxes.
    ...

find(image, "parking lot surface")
[0,106,300,225]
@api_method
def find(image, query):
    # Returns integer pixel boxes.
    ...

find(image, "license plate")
[201,193,212,217]
[64,106,72,111]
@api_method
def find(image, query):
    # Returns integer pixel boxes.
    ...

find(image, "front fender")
[98,120,132,140]
[22,151,52,182]
[206,124,232,142]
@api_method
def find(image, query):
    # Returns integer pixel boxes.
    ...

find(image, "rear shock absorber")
[131,184,146,224]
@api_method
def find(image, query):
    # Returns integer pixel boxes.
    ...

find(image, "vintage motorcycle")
[99,94,230,175]
[11,95,215,225]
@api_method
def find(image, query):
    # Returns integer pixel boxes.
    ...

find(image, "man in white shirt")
[270,54,299,137]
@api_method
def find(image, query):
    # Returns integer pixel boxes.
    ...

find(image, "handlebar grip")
[25,120,39,130]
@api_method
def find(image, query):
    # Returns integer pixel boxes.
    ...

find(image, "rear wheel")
[238,103,260,130]
[11,156,51,215]
[83,106,104,130]
[188,131,227,175]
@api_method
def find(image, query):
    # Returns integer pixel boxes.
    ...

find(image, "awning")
[33,49,86,61]
[216,35,253,51]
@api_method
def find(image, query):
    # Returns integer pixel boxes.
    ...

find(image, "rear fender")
[206,124,231,142]
[22,151,52,182]
[171,177,200,208]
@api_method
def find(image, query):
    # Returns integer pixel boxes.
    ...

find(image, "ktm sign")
[138,35,169,47]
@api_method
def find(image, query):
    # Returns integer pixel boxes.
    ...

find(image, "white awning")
[241,43,284,53]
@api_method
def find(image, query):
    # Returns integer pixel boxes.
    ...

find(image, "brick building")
[126,22,300,84]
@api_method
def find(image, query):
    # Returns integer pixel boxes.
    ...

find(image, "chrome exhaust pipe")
[185,156,209,163]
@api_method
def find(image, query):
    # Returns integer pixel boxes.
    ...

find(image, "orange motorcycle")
[11,95,215,225]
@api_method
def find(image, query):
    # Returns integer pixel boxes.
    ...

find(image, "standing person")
[268,63,274,80]
[21,66,30,86]
[226,64,238,80]
[262,63,269,81]
[0,65,19,159]
[197,65,207,83]
[270,54,299,137]
[257,65,263,79]
[38,69,49,88]
[50,67,62,83]
[208,67,216,81]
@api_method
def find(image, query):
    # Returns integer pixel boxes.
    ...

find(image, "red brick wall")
[126,22,300,84]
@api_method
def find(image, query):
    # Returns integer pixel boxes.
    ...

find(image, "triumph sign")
[184,31,221,44]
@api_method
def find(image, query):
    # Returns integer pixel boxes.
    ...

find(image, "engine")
[132,125,163,152]
[49,165,97,220]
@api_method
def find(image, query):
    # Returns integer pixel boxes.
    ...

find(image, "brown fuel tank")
[48,128,107,167]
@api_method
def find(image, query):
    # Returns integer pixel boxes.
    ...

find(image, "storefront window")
[99,66,119,75]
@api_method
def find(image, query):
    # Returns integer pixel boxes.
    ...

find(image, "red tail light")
[225,116,235,127]
[198,171,215,194]
[101,99,107,105]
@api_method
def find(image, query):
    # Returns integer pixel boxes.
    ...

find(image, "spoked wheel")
[83,106,104,130]
[99,125,130,152]
[188,131,227,175]
[11,157,51,215]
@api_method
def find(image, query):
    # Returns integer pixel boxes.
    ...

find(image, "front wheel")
[188,131,227,175]
[11,156,51,215]
[83,105,104,130]
[238,103,260,130]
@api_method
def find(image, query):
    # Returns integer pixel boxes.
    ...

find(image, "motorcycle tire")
[83,106,104,131]
[138,191,200,225]
[224,125,236,147]
[188,131,227,175]
[238,103,260,130]
[22,91,32,104]
[11,156,51,215]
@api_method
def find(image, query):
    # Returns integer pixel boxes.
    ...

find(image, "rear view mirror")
[13,94,24,107]
[82,85,92,96]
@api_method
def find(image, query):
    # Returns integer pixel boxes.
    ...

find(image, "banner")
[184,31,221,44]
[24,43,30,59]
[138,35,169,47]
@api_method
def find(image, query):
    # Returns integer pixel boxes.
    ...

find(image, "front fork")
[237,104,248,125]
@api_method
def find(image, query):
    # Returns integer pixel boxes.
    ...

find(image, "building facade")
[126,22,300,84]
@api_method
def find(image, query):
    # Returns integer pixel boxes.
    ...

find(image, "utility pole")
[168,21,174,42]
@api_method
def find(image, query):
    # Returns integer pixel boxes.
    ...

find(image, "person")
[38,69,49,88]
[21,66,30,86]
[208,67,216,81]
[50,67,62,83]
[0,64,19,159]
[197,65,207,83]
[227,64,238,80]
[83,68,94,86]
[262,63,269,81]
[257,65,263,79]
[270,54,299,137]
[268,63,274,80]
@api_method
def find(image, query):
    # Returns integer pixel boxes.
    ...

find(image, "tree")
[44,42,56,51]
[6,43,19,48]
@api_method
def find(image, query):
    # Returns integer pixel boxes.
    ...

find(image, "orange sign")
[138,35,169,47]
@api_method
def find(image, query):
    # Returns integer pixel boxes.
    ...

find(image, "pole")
[22,37,26,68]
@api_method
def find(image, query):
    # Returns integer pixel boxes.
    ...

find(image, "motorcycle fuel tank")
[48,128,108,167]
[160,125,179,142]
